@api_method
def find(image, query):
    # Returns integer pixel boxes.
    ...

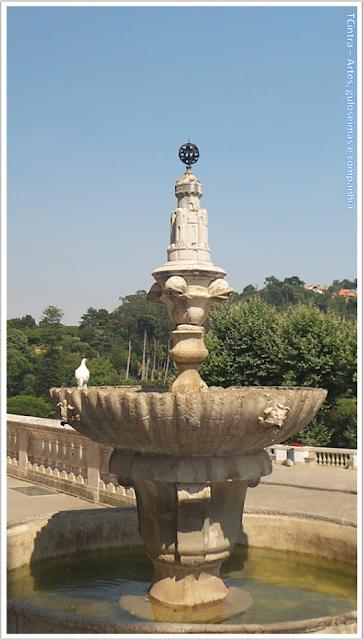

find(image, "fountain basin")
[7,507,357,634]
[49,386,327,455]
[49,384,327,610]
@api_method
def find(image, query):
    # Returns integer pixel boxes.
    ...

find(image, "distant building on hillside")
[334,289,357,299]
[304,284,328,294]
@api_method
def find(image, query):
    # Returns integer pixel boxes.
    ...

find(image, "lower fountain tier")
[110,449,270,608]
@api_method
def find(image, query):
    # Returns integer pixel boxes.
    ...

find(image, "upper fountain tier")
[151,166,230,286]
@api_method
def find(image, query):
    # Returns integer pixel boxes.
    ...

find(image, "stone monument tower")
[148,143,233,392]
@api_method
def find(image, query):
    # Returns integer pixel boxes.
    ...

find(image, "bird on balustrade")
[75,358,90,389]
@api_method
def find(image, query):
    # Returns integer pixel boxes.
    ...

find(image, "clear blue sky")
[6,4,358,326]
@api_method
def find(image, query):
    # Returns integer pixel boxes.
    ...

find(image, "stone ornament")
[178,141,200,166]
[56,399,74,425]
[258,403,291,429]
[149,276,233,326]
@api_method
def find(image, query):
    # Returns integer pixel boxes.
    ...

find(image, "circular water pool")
[8,545,356,626]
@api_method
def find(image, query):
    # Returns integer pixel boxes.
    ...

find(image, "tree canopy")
[200,298,356,447]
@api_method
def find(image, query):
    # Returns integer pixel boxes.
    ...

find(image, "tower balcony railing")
[7,415,357,509]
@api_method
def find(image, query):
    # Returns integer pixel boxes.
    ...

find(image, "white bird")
[75,358,89,389]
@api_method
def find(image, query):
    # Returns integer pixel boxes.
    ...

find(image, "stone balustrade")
[268,444,357,469]
[7,416,357,508]
[6,414,136,507]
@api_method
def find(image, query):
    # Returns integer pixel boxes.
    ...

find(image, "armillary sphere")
[178,142,199,165]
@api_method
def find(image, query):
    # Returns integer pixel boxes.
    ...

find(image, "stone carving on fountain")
[50,144,327,617]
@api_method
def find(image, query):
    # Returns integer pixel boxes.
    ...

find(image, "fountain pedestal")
[110,448,270,609]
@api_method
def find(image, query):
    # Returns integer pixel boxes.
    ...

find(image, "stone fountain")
[50,143,327,619]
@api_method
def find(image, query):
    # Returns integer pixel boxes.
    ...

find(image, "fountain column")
[148,145,233,393]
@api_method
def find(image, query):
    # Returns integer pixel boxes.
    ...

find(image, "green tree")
[86,357,120,386]
[279,305,356,400]
[35,349,65,399]
[7,395,57,418]
[200,298,282,387]
[34,306,66,398]
[261,276,284,307]
[7,328,32,396]
[324,397,357,449]
[7,328,30,353]
[7,315,36,331]
[7,348,30,397]
[39,306,64,349]
[22,374,37,396]
[201,299,357,448]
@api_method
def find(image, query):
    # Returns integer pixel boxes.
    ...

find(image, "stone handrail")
[6,414,136,507]
[268,444,357,469]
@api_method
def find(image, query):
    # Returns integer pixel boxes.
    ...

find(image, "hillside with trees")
[7,277,357,448]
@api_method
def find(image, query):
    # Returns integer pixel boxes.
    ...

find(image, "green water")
[7,546,356,625]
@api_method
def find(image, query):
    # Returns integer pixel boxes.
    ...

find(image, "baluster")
[72,443,82,478]
[56,439,66,473]
[6,431,11,461]
[49,438,58,471]
[80,444,88,482]
[11,431,19,461]
[64,441,73,475]
[7,431,15,461]
[27,435,37,467]
[40,438,50,470]
[14,432,19,462]
[100,447,114,488]
[34,436,44,468]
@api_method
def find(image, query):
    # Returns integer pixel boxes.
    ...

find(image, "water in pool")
[7,546,356,625]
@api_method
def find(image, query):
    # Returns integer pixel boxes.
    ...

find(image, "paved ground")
[7,475,107,527]
[246,465,357,523]
[261,464,357,493]
[7,464,357,527]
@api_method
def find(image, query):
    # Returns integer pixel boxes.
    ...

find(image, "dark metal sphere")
[178,142,199,165]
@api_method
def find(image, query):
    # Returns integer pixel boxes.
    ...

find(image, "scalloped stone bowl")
[50,385,327,455]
